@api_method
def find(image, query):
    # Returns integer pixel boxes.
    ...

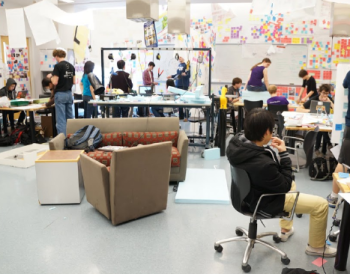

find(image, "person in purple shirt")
[267,85,289,106]
[244,58,271,92]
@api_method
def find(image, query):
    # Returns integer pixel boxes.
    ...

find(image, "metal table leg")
[74,103,79,119]
[206,107,210,148]
[51,107,57,137]
[219,109,227,156]
[237,106,243,132]
[29,111,36,143]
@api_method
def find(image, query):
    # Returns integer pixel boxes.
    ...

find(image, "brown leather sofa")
[49,117,188,182]
[80,142,172,225]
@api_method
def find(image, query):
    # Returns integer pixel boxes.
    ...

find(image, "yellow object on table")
[220,86,228,109]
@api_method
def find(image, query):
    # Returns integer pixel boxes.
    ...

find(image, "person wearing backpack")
[109,60,133,118]
[0,78,25,135]
[49,48,75,136]
[80,61,97,119]
[326,71,350,207]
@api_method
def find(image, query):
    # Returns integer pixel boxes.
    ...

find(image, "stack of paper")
[338,177,350,188]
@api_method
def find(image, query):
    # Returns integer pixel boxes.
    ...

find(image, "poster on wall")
[144,21,158,48]
[4,43,31,95]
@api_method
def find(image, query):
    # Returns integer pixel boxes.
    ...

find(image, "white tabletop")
[89,99,211,108]
[282,111,333,131]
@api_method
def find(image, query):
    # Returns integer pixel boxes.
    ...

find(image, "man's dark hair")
[244,108,275,142]
[84,61,95,75]
[299,69,308,78]
[166,79,175,88]
[117,60,125,69]
[232,77,242,86]
[319,84,331,93]
[42,77,51,90]
[148,61,155,68]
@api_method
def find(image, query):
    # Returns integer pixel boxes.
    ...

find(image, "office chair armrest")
[253,191,300,222]
[283,136,305,143]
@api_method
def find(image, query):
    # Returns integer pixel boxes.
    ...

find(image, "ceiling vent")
[331,3,350,37]
[167,0,190,35]
[126,0,159,23]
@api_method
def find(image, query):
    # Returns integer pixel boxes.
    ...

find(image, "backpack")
[282,268,319,274]
[10,124,46,146]
[309,156,338,181]
[10,125,28,144]
[0,135,13,146]
[65,125,102,152]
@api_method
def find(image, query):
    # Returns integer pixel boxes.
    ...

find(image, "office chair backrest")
[243,100,263,113]
[276,111,285,138]
[303,126,319,167]
[230,165,251,213]
[267,104,288,118]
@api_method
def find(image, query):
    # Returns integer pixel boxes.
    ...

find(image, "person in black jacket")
[109,60,133,118]
[226,108,336,257]
[0,78,25,135]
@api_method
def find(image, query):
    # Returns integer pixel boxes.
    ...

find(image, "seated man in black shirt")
[227,108,336,257]
[297,84,333,156]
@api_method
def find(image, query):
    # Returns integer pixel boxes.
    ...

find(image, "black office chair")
[267,104,289,118]
[36,94,52,116]
[283,126,319,172]
[214,166,299,272]
[243,100,263,113]
[275,111,285,138]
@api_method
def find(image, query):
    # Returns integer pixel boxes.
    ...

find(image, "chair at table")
[36,94,52,117]
[243,100,263,113]
[214,166,299,273]
[267,104,289,118]
[283,126,319,172]
[80,142,172,226]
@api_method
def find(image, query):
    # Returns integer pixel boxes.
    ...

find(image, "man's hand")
[167,76,171,79]
[300,98,306,103]
[271,137,287,153]
[181,72,186,76]
[46,73,52,78]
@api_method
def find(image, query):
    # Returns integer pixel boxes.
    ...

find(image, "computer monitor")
[139,85,154,96]
[310,100,331,114]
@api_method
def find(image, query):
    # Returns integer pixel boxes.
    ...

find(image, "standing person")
[227,108,336,257]
[325,70,350,207]
[109,60,133,118]
[141,61,158,117]
[244,58,271,92]
[80,61,97,119]
[0,78,25,135]
[297,69,317,104]
[167,56,191,121]
[297,84,333,156]
[50,48,75,136]
[267,85,289,106]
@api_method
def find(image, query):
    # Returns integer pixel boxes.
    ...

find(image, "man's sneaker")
[327,194,338,208]
[305,244,337,257]
[279,227,294,242]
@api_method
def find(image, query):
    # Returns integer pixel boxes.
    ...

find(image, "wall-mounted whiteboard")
[213,44,308,86]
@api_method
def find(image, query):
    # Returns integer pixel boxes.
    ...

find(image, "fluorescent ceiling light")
[59,0,75,3]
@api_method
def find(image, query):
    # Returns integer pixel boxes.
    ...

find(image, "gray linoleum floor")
[0,124,349,274]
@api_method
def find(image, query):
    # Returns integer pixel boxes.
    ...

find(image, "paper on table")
[24,3,59,46]
[6,8,27,49]
[339,193,350,204]
[330,145,341,161]
[339,178,350,185]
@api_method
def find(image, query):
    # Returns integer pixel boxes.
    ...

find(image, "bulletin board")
[1,36,32,95]
[212,43,308,85]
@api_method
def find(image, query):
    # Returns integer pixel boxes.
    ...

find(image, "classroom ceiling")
[8,0,253,7]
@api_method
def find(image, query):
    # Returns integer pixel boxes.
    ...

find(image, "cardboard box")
[41,116,53,138]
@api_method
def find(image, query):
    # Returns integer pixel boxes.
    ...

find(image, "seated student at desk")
[267,85,289,106]
[326,70,350,207]
[227,108,336,257]
[297,70,317,104]
[297,84,333,157]
[0,78,26,135]
[227,77,242,105]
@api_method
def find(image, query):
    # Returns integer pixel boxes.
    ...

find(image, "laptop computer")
[139,85,154,96]
[310,100,331,114]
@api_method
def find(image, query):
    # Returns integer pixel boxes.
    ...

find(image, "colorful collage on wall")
[332,38,350,69]
[4,44,31,94]
[39,49,57,71]
[307,38,332,69]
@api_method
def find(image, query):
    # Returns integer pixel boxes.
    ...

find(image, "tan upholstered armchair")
[80,142,172,225]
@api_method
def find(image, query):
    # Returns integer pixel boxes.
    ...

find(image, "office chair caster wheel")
[242,264,251,273]
[333,219,341,227]
[273,235,281,243]
[235,229,244,236]
[296,214,302,218]
[281,257,290,265]
[214,244,223,253]
[329,235,338,242]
